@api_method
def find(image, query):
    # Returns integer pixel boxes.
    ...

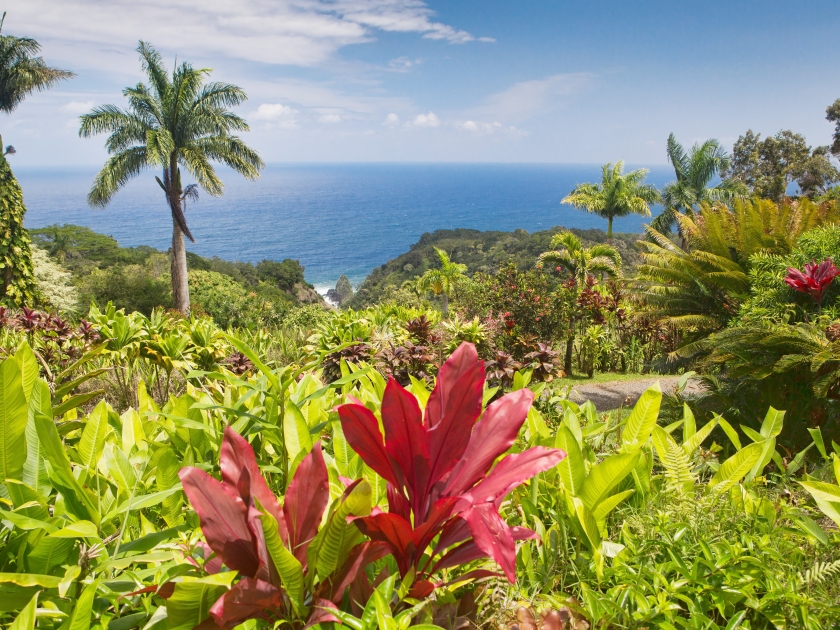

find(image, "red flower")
[336,343,565,591]
[784,259,840,307]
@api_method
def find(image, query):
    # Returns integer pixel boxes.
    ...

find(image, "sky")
[4,0,840,167]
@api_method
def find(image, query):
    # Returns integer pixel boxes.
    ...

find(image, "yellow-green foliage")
[0,153,36,306]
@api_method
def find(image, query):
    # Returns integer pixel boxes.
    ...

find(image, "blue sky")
[5,0,840,167]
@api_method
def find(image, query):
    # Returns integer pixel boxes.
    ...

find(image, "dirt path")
[568,376,682,411]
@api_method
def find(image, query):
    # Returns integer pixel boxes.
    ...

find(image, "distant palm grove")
[0,18,839,630]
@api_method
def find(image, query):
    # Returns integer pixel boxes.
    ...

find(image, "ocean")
[15,163,673,293]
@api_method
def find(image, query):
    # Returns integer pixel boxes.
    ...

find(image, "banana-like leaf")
[580,452,640,511]
[0,357,28,485]
[683,418,717,456]
[14,344,39,403]
[682,403,696,440]
[284,401,312,464]
[759,407,785,439]
[166,575,234,630]
[621,384,661,448]
[67,579,99,630]
[591,488,635,523]
[259,506,306,617]
[555,424,585,498]
[76,400,109,471]
[798,481,840,528]
[311,479,371,578]
[716,415,742,450]
[573,497,601,553]
[745,437,776,483]
[708,441,765,493]
[52,390,105,418]
[22,381,52,496]
[34,413,99,525]
[9,592,37,630]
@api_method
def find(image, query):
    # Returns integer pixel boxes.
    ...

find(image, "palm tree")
[537,231,621,374]
[417,247,467,317]
[536,231,622,285]
[651,134,745,237]
[0,13,74,122]
[562,162,660,240]
[79,42,264,313]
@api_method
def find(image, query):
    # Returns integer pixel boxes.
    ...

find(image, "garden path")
[569,375,685,411]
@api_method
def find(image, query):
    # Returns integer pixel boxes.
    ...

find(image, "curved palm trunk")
[171,217,190,313]
[441,292,449,318]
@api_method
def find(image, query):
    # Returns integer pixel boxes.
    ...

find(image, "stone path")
[568,376,683,411]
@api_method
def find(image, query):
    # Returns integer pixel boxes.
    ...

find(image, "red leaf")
[443,389,534,497]
[426,345,485,486]
[407,580,435,599]
[121,582,175,600]
[179,467,262,578]
[221,426,287,544]
[381,378,429,511]
[208,578,283,627]
[284,442,330,563]
[464,447,566,505]
[320,541,391,604]
[433,524,536,573]
[354,512,417,576]
[464,503,517,582]
[387,483,411,522]
[336,403,399,486]
[305,600,341,629]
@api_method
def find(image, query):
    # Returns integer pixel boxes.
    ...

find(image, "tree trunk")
[564,336,574,375]
[171,217,190,313]
[441,292,449,318]
[607,216,613,241]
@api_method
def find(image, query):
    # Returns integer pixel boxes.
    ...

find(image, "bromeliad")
[336,342,566,597]
[784,258,840,312]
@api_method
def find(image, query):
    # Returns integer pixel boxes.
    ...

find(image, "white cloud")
[253,103,299,128]
[61,100,94,114]
[413,112,440,128]
[468,73,595,122]
[318,113,342,123]
[457,120,523,135]
[388,56,418,72]
[14,1,491,70]
[383,113,400,126]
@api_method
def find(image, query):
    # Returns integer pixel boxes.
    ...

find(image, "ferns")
[799,560,840,588]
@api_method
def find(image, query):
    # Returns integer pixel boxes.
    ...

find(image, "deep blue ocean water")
[16,163,672,292]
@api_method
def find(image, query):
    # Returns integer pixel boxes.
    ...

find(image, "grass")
[552,371,664,388]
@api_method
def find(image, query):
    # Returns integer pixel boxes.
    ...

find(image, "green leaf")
[683,418,717,456]
[0,573,64,588]
[792,513,829,545]
[166,576,231,630]
[284,401,312,464]
[222,333,279,392]
[77,400,109,471]
[14,344,39,404]
[52,391,104,418]
[49,520,99,539]
[759,407,785,439]
[258,505,305,617]
[621,384,661,448]
[9,592,37,630]
[0,507,57,533]
[554,425,585,498]
[156,447,183,527]
[744,437,776,483]
[580,452,639,511]
[716,415,742,450]
[563,408,582,447]
[23,380,51,495]
[0,357,29,484]
[313,480,371,579]
[34,413,99,525]
[573,497,601,552]
[708,441,765,493]
[652,425,694,494]
[591,488,635,522]
[682,403,696,440]
[102,485,183,522]
[808,427,827,460]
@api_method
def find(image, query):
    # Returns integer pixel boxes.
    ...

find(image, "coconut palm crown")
[417,247,467,317]
[536,231,622,286]
[651,133,745,236]
[79,42,264,313]
[562,161,660,240]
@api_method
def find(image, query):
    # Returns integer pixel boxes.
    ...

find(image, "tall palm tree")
[651,134,745,237]
[562,161,660,240]
[0,12,74,125]
[79,42,264,313]
[536,231,622,284]
[417,247,467,317]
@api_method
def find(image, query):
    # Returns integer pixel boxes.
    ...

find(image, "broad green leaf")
[740,424,763,444]
[103,485,183,522]
[105,443,137,494]
[0,508,57,533]
[166,575,231,630]
[744,438,776,483]
[223,333,280,392]
[563,408,582,448]
[284,401,312,463]
[332,421,356,478]
[313,480,371,578]
[716,415,742,450]
[121,407,146,454]
[683,418,717,456]
[573,497,601,552]
[808,427,827,460]
[259,506,305,617]
[708,441,765,493]
[14,344,39,403]
[621,384,661,448]
[22,381,51,495]
[48,520,99,539]
[792,513,829,545]
[580,452,640,511]
[682,403,696,440]
[9,592,37,630]
[77,400,109,471]
[555,425,585,498]
[27,537,74,574]
[35,413,99,525]
[156,447,184,527]
[0,357,28,484]
[591,488,635,522]
[760,407,785,439]
[0,573,63,588]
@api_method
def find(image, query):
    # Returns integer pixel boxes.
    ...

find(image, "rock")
[292,282,328,307]
[325,274,354,306]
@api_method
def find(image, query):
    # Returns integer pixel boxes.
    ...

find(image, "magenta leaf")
[464,503,517,582]
[336,403,400,486]
[209,578,284,627]
[784,258,840,305]
[464,447,568,505]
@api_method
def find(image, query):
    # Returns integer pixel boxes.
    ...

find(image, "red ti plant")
[336,342,566,596]
[178,427,387,629]
[784,258,840,313]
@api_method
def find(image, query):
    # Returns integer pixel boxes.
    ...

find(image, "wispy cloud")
[413,112,440,128]
[383,113,401,126]
[61,100,94,114]
[253,103,299,128]
[467,73,595,122]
